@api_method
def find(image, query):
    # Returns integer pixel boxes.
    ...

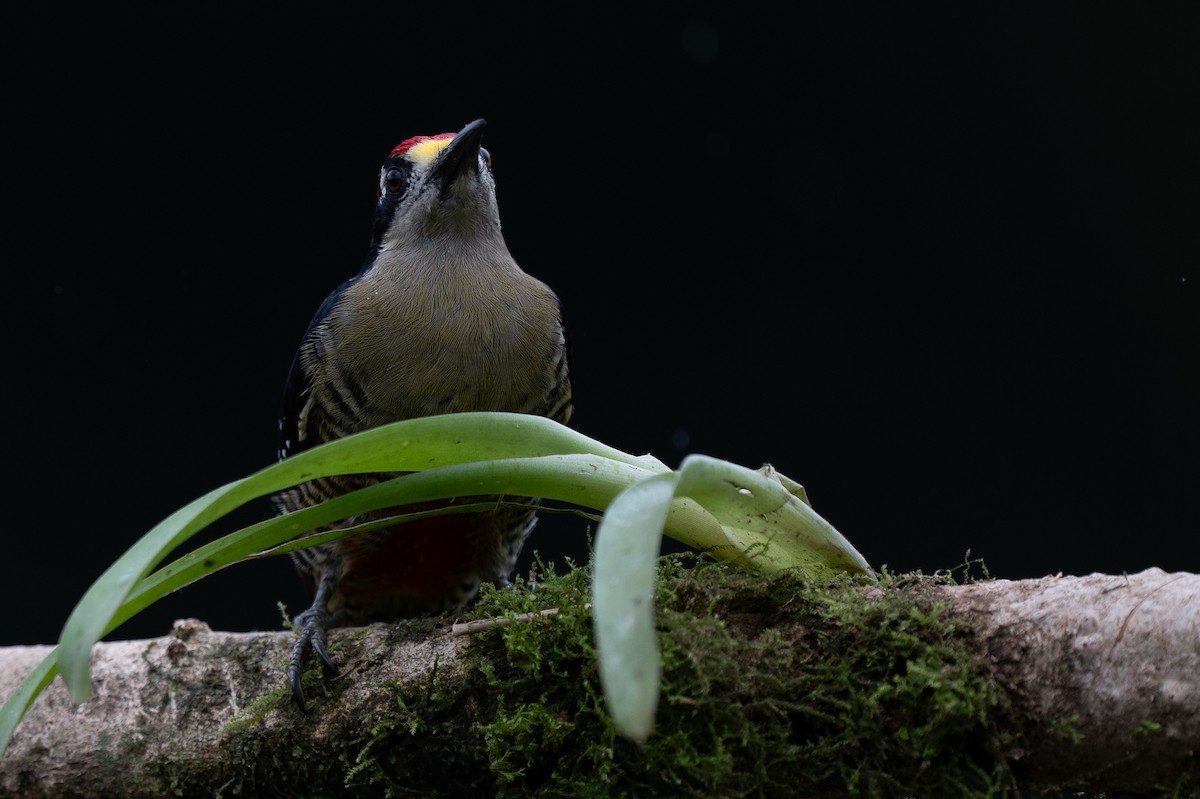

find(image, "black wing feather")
[277,276,357,461]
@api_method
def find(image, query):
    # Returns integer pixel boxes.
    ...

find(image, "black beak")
[432,118,487,187]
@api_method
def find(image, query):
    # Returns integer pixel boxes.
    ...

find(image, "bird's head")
[370,118,498,255]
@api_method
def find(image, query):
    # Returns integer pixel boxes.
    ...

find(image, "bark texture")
[947,568,1198,793]
[0,568,1196,798]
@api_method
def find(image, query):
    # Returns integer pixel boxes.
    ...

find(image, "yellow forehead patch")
[404,135,456,167]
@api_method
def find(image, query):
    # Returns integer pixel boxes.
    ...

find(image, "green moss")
[1133,719,1162,737]
[344,554,1016,798]
[1048,715,1083,746]
[221,687,292,736]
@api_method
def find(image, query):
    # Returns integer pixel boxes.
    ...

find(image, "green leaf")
[54,413,654,706]
[674,455,872,576]
[591,472,677,742]
[0,412,873,759]
[589,453,873,741]
[0,652,60,757]
[124,455,662,632]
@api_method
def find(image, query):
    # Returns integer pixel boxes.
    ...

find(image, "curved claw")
[288,656,309,713]
[289,606,338,712]
[311,631,337,672]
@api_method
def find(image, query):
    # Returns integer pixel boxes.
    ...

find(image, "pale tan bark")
[0,568,1196,797]
[945,568,1199,792]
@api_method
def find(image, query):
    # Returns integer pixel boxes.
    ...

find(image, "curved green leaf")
[675,455,873,576]
[592,472,677,743]
[2,411,874,759]
[56,414,662,704]
[590,453,874,741]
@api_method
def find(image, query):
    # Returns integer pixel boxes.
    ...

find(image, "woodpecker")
[273,118,573,710]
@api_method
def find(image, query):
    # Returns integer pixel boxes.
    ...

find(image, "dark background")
[4,5,1196,646]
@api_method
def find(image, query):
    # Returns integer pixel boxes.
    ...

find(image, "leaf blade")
[55,413,666,704]
[591,472,678,743]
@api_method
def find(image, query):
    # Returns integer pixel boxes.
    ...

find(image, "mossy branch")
[1,562,1195,797]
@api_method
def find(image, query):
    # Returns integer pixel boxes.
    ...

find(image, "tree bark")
[1,567,1196,798]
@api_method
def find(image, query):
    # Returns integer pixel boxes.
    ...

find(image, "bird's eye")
[480,147,492,169]
[385,169,405,193]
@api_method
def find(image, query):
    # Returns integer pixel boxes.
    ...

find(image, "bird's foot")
[288,606,338,712]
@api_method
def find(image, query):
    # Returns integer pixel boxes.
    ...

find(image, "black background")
[4,5,1196,646]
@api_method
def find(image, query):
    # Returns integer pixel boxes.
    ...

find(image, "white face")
[378,150,500,250]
